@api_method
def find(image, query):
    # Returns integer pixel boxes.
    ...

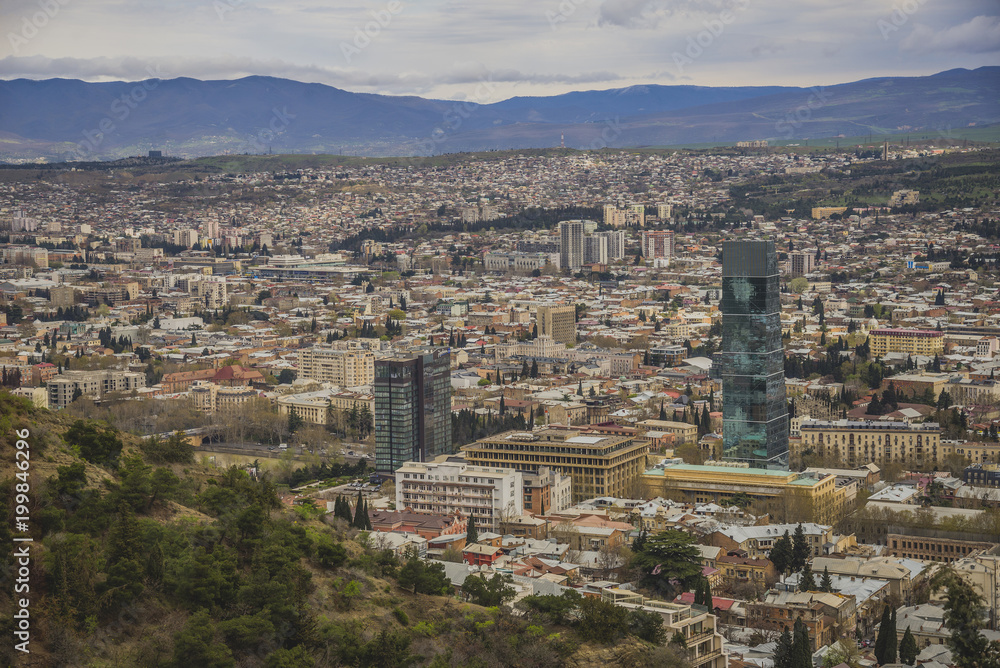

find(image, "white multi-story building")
[48,370,146,409]
[396,458,524,529]
[297,344,375,386]
[559,220,586,272]
[595,230,627,261]
[584,233,608,265]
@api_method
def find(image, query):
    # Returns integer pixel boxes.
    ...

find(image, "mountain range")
[0,67,996,161]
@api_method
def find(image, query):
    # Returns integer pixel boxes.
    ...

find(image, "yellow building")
[870,328,944,358]
[536,305,577,346]
[798,420,942,468]
[640,462,845,525]
[296,344,375,386]
[461,427,649,503]
[636,419,698,445]
[811,206,848,220]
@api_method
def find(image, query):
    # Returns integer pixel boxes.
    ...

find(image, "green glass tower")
[720,240,788,469]
[374,348,452,477]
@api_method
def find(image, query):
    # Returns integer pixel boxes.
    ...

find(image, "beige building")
[296,344,375,386]
[276,388,373,427]
[798,420,942,468]
[536,305,576,345]
[191,382,258,413]
[461,427,649,503]
[636,419,698,445]
[602,589,726,668]
[48,369,146,409]
[641,462,845,525]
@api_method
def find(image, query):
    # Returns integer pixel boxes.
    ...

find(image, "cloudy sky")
[1,0,998,101]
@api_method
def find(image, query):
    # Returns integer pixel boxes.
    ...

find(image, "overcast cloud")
[1,0,996,100]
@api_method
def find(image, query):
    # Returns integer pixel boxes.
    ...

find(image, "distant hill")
[0,67,996,160]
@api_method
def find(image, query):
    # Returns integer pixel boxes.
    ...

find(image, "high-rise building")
[584,233,608,265]
[720,240,788,469]
[595,230,627,261]
[536,305,576,345]
[789,252,815,276]
[559,220,585,272]
[374,349,452,477]
[641,230,674,260]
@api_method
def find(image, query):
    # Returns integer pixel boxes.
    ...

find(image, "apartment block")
[641,230,674,260]
[48,370,146,408]
[798,420,942,468]
[395,457,523,529]
[297,344,375,386]
[536,304,576,345]
[602,590,726,668]
[870,328,944,357]
[191,381,258,413]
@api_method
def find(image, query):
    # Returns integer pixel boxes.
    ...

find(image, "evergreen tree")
[792,618,812,668]
[466,514,478,544]
[799,563,816,592]
[791,524,810,571]
[659,402,667,421]
[774,629,795,668]
[820,566,834,593]
[632,528,648,553]
[353,491,367,529]
[770,530,793,574]
[899,627,918,665]
[875,605,896,665]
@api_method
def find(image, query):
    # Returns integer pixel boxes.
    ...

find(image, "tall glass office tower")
[720,240,788,469]
[374,348,452,477]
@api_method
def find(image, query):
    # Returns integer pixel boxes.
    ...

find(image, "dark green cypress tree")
[774,629,794,668]
[353,491,366,529]
[792,618,811,668]
[791,524,810,571]
[820,567,834,593]
[875,605,893,664]
[466,514,478,544]
[799,563,816,592]
[899,627,918,665]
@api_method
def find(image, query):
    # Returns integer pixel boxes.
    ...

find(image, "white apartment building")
[396,458,524,529]
[48,370,146,409]
[297,344,375,386]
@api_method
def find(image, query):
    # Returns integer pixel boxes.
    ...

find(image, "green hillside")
[0,392,684,667]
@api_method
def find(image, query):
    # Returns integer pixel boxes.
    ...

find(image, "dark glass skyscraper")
[720,240,788,469]
[374,348,452,477]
